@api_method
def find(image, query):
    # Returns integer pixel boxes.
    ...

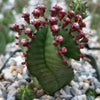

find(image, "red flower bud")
[21,38,30,47]
[56,35,64,43]
[16,43,19,45]
[79,54,85,58]
[15,36,19,39]
[69,22,79,33]
[22,12,30,24]
[32,19,41,30]
[23,53,27,57]
[78,44,84,49]
[80,21,86,29]
[74,30,86,41]
[68,10,75,19]
[62,59,67,62]
[25,28,33,38]
[51,25,60,36]
[38,5,46,17]
[13,23,21,33]
[21,24,25,29]
[58,9,66,20]
[61,47,67,53]
[80,37,88,43]
[57,47,67,54]
[21,62,27,65]
[53,4,62,15]
[50,8,56,17]
[75,14,82,22]
[49,17,58,26]
[32,9,40,18]
[62,17,70,28]
[41,20,47,26]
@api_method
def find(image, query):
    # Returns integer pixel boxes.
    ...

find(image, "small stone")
[16,67,23,74]
[87,96,95,100]
[70,87,82,96]
[18,79,28,86]
[64,86,71,95]
[7,86,16,92]
[2,90,7,100]
[56,97,64,100]
[2,69,13,81]
[78,76,83,82]
[94,80,100,88]
[17,73,23,80]
[10,65,16,72]
[0,89,3,97]
[36,89,44,98]
[54,91,60,97]
[11,81,19,88]
[83,83,89,90]
[79,82,84,88]
[70,80,79,88]
[96,88,100,94]
[7,96,15,100]
[60,94,72,99]
[72,95,86,100]
[0,98,4,100]
[40,95,54,100]
[0,73,4,80]
[95,96,100,100]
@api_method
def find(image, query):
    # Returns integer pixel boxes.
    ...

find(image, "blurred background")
[0,0,100,67]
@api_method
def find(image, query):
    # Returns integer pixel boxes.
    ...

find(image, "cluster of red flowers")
[13,4,88,66]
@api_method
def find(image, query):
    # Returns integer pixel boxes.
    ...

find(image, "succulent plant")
[16,84,36,100]
[13,2,88,95]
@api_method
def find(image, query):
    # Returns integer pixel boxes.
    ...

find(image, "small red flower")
[50,8,56,17]
[21,38,29,47]
[53,4,62,15]
[25,28,33,38]
[41,20,47,26]
[68,10,75,19]
[75,14,82,22]
[51,25,60,36]
[56,35,64,43]
[32,9,40,18]
[58,9,66,20]
[80,21,86,29]
[69,22,79,33]
[37,5,46,17]
[62,17,70,28]
[32,19,41,30]
[13,23,20,33]
[22,12,30,24]
[49,17,58,26]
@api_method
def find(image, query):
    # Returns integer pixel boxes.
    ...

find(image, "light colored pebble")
[96,88,100,94]
[17,73,23,80]
[83,83,89,90]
